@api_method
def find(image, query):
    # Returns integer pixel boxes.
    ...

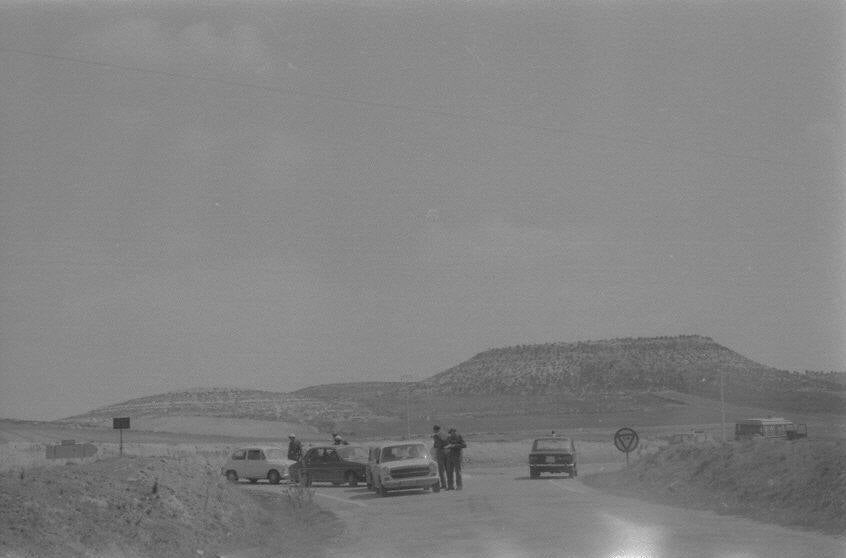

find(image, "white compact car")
[221,446,296,485]
[369,441,441,496]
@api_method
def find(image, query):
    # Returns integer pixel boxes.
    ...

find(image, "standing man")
[444,427,466,490]
[287,434,303,461]
[431,425,448,489]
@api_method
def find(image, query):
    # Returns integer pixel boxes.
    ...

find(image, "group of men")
[287,432,348,461]
[286,425,468,492]
[431,424,466,490]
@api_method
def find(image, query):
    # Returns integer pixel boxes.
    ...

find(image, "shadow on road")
[347,488,435,500]
[514,475,577,481]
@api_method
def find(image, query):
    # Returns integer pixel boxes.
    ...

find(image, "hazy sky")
[1,0,843,420]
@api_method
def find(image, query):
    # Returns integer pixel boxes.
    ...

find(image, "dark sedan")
[529,437,577,479]
[290,445,368,486]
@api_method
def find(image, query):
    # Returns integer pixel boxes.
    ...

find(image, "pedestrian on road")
[431,425,448,489]
[444,427,466,490]
[287,434,303,461]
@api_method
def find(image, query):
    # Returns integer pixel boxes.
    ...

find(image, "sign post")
[113,417,130,456]
[613,427,639,466]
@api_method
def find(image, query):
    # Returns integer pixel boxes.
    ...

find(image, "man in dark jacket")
[444,427,466,490]
[287,434,303,461]
[431,425,448,489]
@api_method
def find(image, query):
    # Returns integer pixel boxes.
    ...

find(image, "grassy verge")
[0,454,340,558]
[583,439,846,535]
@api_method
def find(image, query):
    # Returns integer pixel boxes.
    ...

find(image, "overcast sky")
[1,0,843,420]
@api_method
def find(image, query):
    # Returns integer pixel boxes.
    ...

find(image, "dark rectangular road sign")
[113,417,130,429]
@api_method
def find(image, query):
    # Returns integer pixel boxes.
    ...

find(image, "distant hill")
[422,335,841,409]
[66,387,390,433]
[64,336,844,438]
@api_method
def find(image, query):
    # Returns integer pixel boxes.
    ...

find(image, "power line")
[0,46,821,170]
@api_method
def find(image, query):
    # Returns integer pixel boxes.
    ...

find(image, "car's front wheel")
[267,470,281,485]
[432,483,441,493]
[225,470,238,483]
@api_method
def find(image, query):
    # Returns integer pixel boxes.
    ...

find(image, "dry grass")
[584,438,846,535]
[0,451,333,558]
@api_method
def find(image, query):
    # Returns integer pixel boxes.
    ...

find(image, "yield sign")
[613,427,639,454]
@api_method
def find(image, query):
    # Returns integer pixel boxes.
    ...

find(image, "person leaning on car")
[444,427,466,490]
[287,434,303,461]
[431,425,448,489]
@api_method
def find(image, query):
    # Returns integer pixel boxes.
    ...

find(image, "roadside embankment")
[582,439,846,535]
[0,455,339,558]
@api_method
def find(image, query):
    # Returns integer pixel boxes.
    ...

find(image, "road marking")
[315,491,368,507]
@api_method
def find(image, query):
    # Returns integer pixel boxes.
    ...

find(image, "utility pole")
[401,374,412,439]
[720,369,726,442]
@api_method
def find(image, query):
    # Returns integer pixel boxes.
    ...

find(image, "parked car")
[221,446,296,484]
[369,441,440,496]
[290,445,368,487]
[528,436,577,479]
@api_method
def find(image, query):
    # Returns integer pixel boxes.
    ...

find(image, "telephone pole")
[400,374,413,439]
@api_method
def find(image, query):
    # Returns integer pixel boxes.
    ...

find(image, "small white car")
[370,441,441,496]
[221,446,296,485]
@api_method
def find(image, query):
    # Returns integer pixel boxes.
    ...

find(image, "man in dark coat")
[444,427,466,490]
[287,434,303,461]
[431,425,448,489]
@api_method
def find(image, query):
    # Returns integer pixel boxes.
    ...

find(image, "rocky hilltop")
[424,335,837,398]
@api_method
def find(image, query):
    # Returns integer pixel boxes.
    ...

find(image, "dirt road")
[248,464,843,558]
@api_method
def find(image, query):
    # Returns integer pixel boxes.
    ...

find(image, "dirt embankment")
[583,439,846,535]
[0,456,340,558]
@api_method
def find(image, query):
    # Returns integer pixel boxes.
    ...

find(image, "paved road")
[250,464,844,558]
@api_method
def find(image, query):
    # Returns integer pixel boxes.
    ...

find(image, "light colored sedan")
[220,446,296,485]
[370,441,440,496]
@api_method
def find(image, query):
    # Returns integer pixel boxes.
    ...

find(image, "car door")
[324,448,343,482]
[246,449,265,478]
[302,448,322,480]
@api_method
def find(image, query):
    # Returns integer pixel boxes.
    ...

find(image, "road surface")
[247,464,844,558]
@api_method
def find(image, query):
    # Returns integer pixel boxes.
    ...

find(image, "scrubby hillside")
[62,337,843,436]
[68,387,387,430]
[585,439,846,535]
[0,454,338,557]
[422,336,842,413]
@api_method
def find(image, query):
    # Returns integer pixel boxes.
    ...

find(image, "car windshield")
[264,448,288,460]
[381,444,427,462]
[337,446,368,460]
[534,439,572,451]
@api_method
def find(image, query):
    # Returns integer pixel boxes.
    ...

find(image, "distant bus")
[734,418,807,441]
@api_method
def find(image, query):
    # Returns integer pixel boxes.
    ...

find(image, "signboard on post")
[113,417,130,456]
[613,427,639,466]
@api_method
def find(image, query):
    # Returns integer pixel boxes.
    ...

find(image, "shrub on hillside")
[585,439,845,535]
